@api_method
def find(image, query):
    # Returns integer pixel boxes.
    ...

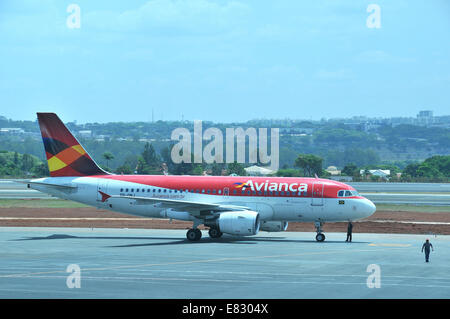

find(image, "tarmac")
[0,227,449,299]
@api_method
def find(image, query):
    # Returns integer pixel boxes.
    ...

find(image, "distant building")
[360,169,391,178]
[244,165,276,176]
[0,128,25,135]
[325,166,341,176]
[416,110,434,126]
[77,130,92,138]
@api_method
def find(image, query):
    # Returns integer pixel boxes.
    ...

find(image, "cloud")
[355,50,417,64]
[314,68,355,80]
[85,0,250,36]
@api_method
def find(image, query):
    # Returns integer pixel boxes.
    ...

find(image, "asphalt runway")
[349,182,450,193]
[0,227,449,299]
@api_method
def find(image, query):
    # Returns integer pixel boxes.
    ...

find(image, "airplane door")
[97,179,109,202]
[311,183,324,206]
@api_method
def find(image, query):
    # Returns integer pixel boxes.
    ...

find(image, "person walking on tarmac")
[346,221,353,242]
[421,239,434,263]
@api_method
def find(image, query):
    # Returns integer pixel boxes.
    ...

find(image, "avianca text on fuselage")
[235,180,308,193]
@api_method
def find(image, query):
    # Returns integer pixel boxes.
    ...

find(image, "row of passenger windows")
[338,190,359,197]
[119,187,307,196]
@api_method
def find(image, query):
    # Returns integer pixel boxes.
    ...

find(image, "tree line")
[1,142,448,183]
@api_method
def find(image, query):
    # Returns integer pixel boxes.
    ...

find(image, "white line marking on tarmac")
[4,275,450,290]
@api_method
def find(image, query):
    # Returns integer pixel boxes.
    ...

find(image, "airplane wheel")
[316,233,326,242]
[208,228,223,239]
[187,229,201,241]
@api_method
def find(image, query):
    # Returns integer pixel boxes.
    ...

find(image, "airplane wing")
[109,195,249,215]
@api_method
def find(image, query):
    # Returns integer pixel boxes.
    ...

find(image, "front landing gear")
[314,221,326,242]
[186,228,202,241]
[315,233,326,242]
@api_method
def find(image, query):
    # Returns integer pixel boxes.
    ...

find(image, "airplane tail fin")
[37,113,108,177]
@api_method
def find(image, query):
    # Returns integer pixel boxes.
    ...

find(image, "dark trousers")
[346,233,352,242]
[425,251,430,262]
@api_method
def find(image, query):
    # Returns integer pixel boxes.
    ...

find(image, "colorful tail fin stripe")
[37,113,107,177]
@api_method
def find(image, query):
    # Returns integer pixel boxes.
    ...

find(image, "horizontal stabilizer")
[18,180,78,189]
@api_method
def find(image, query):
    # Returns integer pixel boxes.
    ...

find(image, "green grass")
[0,199,89,208]
[375,203,450,213]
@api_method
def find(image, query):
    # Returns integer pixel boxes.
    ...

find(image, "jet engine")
[260,221,288,232]
[217,211,260,236]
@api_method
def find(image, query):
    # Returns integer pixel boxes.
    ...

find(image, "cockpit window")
[338,190,359,197]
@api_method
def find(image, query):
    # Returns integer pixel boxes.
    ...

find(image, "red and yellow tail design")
[37,113,107,177]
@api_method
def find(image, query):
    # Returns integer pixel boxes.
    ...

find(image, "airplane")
[25,112,376,242]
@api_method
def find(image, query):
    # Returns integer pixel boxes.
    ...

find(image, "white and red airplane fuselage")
[29,174,376,241]
[28,112,376,242]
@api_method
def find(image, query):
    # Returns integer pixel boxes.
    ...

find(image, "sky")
[0,0,449,123]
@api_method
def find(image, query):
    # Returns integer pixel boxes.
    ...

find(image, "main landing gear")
[186,228,202,241]
[208,227,223,239]
[314,221,326,242]
[186,226,223,241]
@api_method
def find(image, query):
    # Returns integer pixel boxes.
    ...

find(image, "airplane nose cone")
[362,198,376,217]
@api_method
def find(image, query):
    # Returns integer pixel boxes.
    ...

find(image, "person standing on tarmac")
[421,239,434,263]
[346,221,353,242]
